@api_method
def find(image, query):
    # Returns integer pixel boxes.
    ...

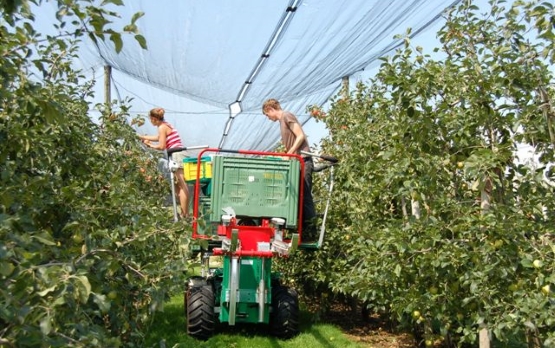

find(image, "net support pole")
[341,76,349,99]
[104,65,112,108]
[479,176,492,348]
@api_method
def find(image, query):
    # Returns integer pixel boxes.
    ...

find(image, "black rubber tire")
[183,277,205,312]
[186,284,216,340]
[269,286,300,339]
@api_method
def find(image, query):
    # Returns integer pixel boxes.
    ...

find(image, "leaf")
[520,258,533,268]
[123,23,137,33]
[131,11,145,24]
[0,261,15,276]
[38,100,61,123]
[31,234,56,246]
[37,285,57,297]
[108,0,124,5]
[40,315,52,335]
[62,221,80,232]
[394,264,401,277]
[471,178,481,191]
[110,32,123,53]
[199,239,208,250]
[135,34,147,50]
[88,32,98,45]
[73,275,91,303]
[93,293,111,313]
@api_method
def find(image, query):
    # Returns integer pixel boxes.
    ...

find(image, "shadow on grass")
[144,294,364,348]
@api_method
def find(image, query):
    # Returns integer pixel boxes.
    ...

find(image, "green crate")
[199,195,212,215]
[209,156,300,228]
[196,196,218,237]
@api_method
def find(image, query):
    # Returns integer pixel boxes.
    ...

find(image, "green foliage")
[1,1,187,347]
[279,0,555,346]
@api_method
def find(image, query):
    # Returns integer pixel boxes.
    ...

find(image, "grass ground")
[146,261,533,347]
[144,258,416,347]
[143,293,416,348]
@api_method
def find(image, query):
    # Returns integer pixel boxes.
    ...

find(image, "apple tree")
[1,1,190,346]
[277,0,555,346]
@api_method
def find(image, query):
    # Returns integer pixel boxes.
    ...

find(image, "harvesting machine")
[167,147,336,340]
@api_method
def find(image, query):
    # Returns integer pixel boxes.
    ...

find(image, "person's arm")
[286,121,306,154]
[138,134,159,141]
[142,124,169,150]
[147,124,168,150]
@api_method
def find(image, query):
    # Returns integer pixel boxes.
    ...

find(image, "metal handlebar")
[300,150,339,164]
[167,145,209,157]
[300,150,339,173]
[299,150,338,248]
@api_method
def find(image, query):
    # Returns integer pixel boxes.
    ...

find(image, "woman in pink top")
[139,107,190,219]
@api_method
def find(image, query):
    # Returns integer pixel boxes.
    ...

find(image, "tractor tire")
[269,286,299,339]
[184,276,206,311]
[186,284,216,340]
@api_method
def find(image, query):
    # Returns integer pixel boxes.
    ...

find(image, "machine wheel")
[184,277,205,309]
[269,286,299,339]
[186,284,216,340]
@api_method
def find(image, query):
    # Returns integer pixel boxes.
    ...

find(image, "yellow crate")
[183,156,212,182]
